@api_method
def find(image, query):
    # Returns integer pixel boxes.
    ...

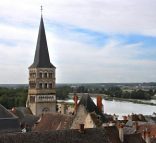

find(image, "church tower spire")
[27,14,56,116]
[30,15,55,68]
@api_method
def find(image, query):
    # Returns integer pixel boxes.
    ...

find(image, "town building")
[26,14,56,116]
[71,94,109,129]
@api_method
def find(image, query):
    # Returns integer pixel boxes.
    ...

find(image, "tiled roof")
[124,133,146,143]
[138,124,156,137]
[151,138,156,143]
[0,127,121,143]
[128,114,146,121]
[33,113,74,131]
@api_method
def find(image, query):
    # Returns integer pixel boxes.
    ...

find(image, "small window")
[44,73,48,78]
[49,73,53,78]
[49,83,52,89]
[30,96,35,103]
[44,83,47,89]
[29,81,36,88]
[39,83,42,89]
[39,73,42,78]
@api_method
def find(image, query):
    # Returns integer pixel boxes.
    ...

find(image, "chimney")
[79,124,85,133]
[133,121,139,131]
[97,96,102,112]
[145,130,151,143]
[73,95,78,113]
[61,103,66,114]
[11,107,16,113]
[118,124,124,142]
[122,116,128,121]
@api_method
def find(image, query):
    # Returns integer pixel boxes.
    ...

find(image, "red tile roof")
[33,113,73,131]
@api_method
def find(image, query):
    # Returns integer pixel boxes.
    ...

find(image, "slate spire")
[30,15,55,68]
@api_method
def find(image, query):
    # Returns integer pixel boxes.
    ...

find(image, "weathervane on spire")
[41,5,43,15]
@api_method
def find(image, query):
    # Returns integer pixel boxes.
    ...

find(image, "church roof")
[30,16,55,68]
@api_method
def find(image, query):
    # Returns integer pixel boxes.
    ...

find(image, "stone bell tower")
[26,15,56,116]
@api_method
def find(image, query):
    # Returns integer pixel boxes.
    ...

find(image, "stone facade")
[27,68,56,115]
[71,105,96,129]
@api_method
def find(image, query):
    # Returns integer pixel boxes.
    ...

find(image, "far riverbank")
[68,93,156,106]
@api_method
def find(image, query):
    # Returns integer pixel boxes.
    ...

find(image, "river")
[66,98,156,119]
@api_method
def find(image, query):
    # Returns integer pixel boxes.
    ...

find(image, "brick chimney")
[73,95,78,113]
[133,121,139,131]
[122,116,128,121]
[79,124,85,133]
[11,107,16,113]
[97,96,102,112]
[61,103,66,114]
[145,130,151,143]
[118,124,124,142]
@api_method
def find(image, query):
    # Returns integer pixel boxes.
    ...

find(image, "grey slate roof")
[30,16,55,68]
[0,104,20,132]
[11,107,39,127]
[78,94,108,122]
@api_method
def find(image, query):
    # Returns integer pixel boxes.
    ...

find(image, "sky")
[0,0,156,83]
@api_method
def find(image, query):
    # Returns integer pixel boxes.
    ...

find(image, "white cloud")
[0,0,156,83]
[1,0,156,35]
[47,34,156,83]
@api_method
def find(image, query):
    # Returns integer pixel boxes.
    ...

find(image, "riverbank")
[104,96,156,106]
[68,93,156,106]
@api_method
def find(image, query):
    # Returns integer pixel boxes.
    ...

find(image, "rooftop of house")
[128,114,146,122]
[0,126,121,143]
[0,104,16,118]
[11,107,39,127]
[33,113,74,131]
[78,94,108,122]
[124,133,146,143]
[137,124,156,137]
[0,104,20,133]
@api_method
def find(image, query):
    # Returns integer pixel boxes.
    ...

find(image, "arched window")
[39,72,42,78]
[49,73,53,78]
[44,83,48,89]
[42,107,50,113]
[29,81,36,89]
[39,83,42,89]
[44,72,48,78]
[49,83,52,89]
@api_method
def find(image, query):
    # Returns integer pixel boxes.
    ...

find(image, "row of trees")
[0,86,71,109]
[105,87,155,100]
[72,86,155,100]
[0,85,155,109]
[0,87,27,109]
